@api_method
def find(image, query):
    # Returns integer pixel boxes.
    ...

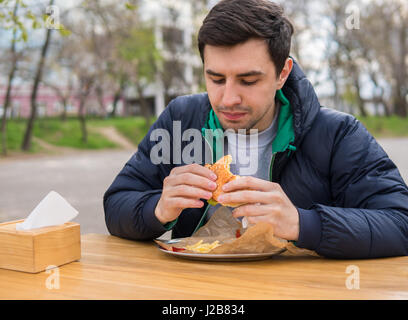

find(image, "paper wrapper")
[155,206,319,257]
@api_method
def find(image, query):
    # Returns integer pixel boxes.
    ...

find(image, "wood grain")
[0,233,407,299]
[0,220,81,273]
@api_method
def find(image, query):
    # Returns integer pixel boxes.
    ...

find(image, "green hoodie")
[191,89,297,233]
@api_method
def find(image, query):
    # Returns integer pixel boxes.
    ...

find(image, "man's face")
[204,38,292,132]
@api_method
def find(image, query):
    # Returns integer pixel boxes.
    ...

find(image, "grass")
[1,119,40,153]
[357,116,408,138]
[33,117,117,150]
[2,116,151,153]
[88,116,151,146]
[1,115,407,155]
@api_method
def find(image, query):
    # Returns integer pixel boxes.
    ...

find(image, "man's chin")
[219,120,253,133]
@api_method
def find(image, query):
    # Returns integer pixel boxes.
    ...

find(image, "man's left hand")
[217,176,300,241]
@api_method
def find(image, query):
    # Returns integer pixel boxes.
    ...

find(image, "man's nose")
[221,81,242,107]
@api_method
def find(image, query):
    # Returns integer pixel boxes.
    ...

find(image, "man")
[104,0,408,258]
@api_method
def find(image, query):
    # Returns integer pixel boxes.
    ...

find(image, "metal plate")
[158,247,286,262]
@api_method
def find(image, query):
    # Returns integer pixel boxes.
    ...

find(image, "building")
[0,84,118,119]
[0,0,207,119]
[126,0,204,117]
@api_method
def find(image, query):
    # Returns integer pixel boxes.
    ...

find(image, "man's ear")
[277,58,293,90]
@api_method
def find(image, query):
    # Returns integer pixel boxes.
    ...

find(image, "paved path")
[0,149,135,234]
[0,138,407,235]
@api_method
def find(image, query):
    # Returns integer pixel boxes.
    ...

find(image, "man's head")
[198,0,294,132]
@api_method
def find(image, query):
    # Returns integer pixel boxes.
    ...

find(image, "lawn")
[88,116,151,146]
[357,116,408,138]
[2,116,150,153]
[2,115,407,154]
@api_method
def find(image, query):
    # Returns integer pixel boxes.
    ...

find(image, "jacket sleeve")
[296,117,408,258]
[103,105,175,241]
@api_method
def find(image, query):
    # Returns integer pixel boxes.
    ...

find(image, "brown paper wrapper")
[155,206,319,257]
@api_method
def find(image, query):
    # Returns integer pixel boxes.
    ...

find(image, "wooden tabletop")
[0,233,407,300]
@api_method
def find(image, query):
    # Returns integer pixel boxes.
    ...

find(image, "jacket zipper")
[269,153,277,182]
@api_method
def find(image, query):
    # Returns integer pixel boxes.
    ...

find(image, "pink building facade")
[0,84,119,118]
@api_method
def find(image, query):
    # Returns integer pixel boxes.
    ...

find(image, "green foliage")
[342,83,358,107]
[124,2,137,11]
[118,28,162,84]
[1,0,71,44]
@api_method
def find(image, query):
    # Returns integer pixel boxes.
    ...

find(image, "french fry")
[186,240,221,253]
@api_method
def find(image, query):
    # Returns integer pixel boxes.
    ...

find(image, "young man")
[103,0,408,258]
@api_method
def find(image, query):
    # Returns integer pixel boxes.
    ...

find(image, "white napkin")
[15,191,79,231]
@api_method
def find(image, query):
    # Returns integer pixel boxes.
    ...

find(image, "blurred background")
[0,0,407,234]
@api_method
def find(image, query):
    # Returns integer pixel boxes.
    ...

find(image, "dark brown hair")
[198,0,294,75]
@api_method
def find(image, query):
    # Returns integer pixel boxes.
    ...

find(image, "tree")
[21,0,56,151]
[118,27,162,127]
[1,0,20,156]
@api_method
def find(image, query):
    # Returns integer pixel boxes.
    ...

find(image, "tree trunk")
[78,97,88,144]
[352,73,367,117]
[77,78,93,144]
[394,90,407,117]
[394,25,407,117]
[136,85,152,128]
[21,0,54,151]
[110,92,120,118]
[110,79,126,118]
[60,97,68,122]
[1,1,19,156]
[95,85,106,117]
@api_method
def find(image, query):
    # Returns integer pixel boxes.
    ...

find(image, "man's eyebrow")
[236,71,265,77]
[205,69,224,77]
[205,69,265,77]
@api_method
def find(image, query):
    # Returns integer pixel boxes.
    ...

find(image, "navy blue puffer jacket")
[103,61,408,259]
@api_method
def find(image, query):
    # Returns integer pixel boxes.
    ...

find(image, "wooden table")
[0,234,407,300]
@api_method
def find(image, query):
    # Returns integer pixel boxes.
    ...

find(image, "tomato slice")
[172,247,186,252]
[236,229,241,238]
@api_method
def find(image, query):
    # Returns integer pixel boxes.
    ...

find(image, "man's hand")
[217,176,300,241]
[155,164,217,224]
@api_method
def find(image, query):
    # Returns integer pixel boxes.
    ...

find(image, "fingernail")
[218,195,225,203]
[209,181,217,189]
[211,173,217,180]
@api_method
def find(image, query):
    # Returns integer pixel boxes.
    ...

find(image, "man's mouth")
[220,111,247,121]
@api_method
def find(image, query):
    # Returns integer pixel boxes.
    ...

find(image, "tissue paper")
[16,191,79,231]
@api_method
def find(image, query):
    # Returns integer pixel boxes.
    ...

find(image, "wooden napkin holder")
[0,219,81,273]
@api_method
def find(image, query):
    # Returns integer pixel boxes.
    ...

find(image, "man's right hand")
[155,164,218,224]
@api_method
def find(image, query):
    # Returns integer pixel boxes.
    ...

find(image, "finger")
[218,190,272,205]
[222,176,277,192]
[232,203,271,218]
[172,163,217,181]
[168,185,213,200]
[167,197,205,209]
[245,215,272,226]
[170,172,217,191]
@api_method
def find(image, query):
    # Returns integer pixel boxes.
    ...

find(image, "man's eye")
[241,80,258,86]
[212,79,225,84]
